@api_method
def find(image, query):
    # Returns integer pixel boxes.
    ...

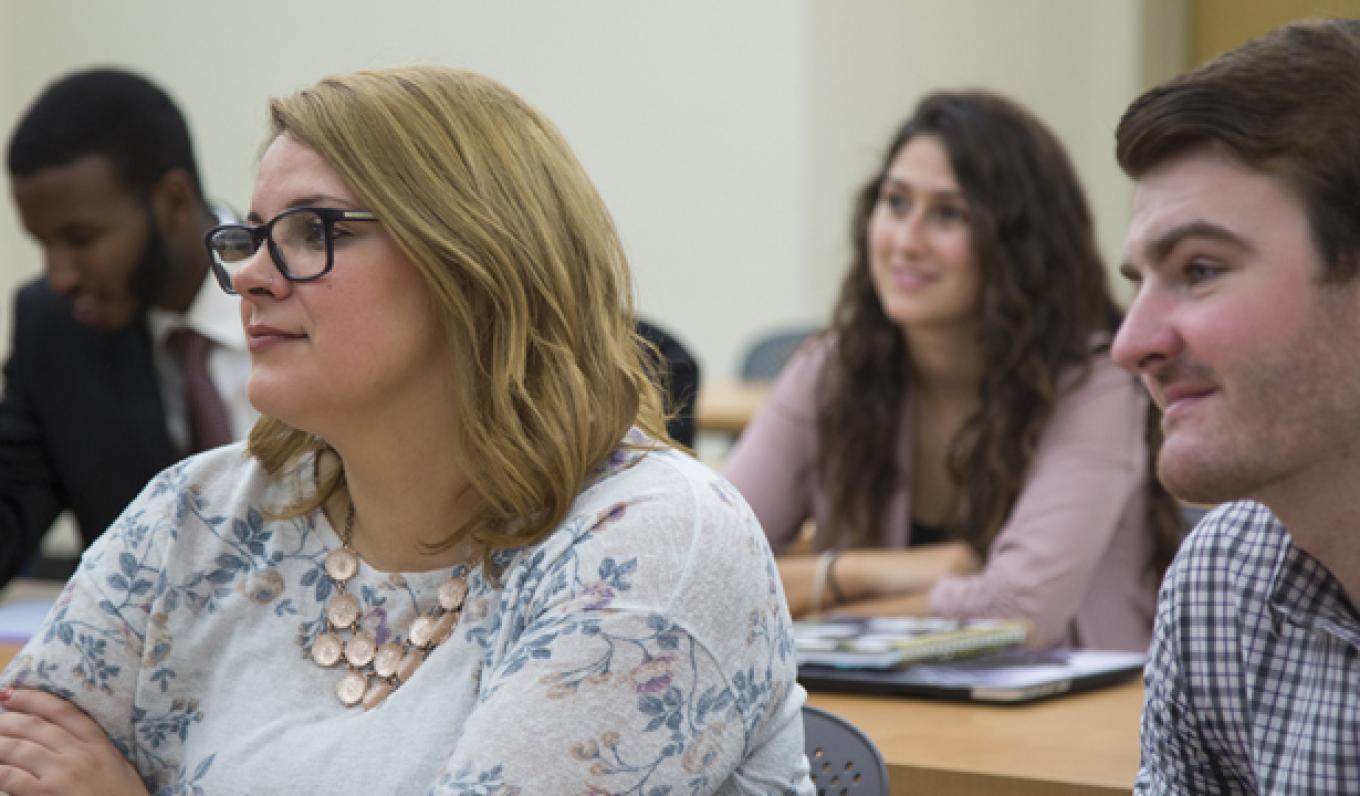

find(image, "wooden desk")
[0,666,1140,795]
[0,579,1141,794]
[694,381,770,435]
[807,681,1143,796]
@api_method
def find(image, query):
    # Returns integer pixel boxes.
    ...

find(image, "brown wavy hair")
[247,66,669,554]
[817,91,1182,574]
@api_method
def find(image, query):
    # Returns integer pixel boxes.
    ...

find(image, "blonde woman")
[0,67,809,795]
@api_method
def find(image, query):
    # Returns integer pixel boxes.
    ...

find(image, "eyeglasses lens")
[209,227,256,265]
[272,210,330,278]
[208,209,331,280]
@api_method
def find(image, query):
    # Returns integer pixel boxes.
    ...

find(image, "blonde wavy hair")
[248,65,669,552]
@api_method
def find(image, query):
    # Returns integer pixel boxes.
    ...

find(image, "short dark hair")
[1116,18,1360,281]
[7,67,203,199]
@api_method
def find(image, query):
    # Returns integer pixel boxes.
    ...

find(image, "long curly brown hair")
[816,91,1182,575]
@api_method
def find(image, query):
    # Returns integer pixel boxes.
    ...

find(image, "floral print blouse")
[3,440,812,795]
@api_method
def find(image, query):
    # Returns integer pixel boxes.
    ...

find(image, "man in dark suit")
[0,69,250,586]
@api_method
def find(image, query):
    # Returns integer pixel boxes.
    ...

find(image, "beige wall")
[0,0,1187,379]
[801,0,1185,312]
[0,1,20,339]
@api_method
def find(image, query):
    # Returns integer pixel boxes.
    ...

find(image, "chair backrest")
[802,704,889,795]
[1180,503,1213,530]
[740,325,818,381]
[635,318,701,448]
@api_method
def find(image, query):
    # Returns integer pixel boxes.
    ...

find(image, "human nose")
[887,207,928,255]
[230,241,292,300]
[1112,282,1182,375]
[44,245,82,297]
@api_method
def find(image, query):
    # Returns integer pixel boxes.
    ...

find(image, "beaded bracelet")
[810,550,839,616]
[826,551,846,605]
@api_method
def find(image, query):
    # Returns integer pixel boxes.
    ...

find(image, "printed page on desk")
[794,616,1030,670]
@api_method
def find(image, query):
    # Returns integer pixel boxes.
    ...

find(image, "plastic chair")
[802,704,889,795]
[1180,503,1213,530]
[636,318,701,448]
[739,325,818,381]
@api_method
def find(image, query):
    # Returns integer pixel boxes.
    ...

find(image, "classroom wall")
[0,5,19,332]
[0,1,1187,381]
[801,0,1188,315]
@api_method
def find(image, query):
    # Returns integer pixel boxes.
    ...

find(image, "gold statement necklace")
[308,498,469,710]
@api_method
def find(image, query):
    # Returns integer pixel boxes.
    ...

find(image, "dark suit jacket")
[0,278,179,585]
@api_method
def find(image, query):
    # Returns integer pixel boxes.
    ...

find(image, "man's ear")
[147,168,199,233]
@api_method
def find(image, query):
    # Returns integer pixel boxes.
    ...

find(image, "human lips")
[246,322,307,351]
[67,290,128,331]
[884,265,936,290]
[70,294,102,326]
[1156,381,1217,422]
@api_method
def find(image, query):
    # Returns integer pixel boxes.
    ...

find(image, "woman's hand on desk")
[778,542,981,618]
[0,688,146,796]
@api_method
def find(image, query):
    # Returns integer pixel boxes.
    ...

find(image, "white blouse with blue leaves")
[3,439,812,795]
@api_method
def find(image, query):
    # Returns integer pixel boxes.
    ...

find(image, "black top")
[909,518,949,547]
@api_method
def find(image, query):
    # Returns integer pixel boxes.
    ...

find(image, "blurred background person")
[726,91,1183,651]
[0,68,251,586]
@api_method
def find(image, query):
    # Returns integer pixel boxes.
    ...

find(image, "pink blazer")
[724,339,1157,651]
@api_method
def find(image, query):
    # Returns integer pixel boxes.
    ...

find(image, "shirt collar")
[153,271,244,350]
[146,203,244,350]
[1267,529,1360,646]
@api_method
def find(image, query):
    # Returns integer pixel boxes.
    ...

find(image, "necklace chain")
[307,496,469,710]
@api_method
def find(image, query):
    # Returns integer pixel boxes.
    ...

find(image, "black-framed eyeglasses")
[203,206,379,295]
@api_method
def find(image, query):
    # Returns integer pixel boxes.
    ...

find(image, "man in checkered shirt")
[1111,18,1360,795]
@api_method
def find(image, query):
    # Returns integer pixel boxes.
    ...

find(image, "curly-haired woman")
[725,91,1181,651]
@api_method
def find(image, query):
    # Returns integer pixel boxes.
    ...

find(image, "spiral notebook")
[794,616,1031,670]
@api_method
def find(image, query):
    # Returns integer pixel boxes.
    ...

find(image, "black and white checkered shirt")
[1136,500,1360,794]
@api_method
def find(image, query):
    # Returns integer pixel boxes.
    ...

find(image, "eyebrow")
[880,175,966,203]
[246,193,359,224]
[1120,220,1255,282]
